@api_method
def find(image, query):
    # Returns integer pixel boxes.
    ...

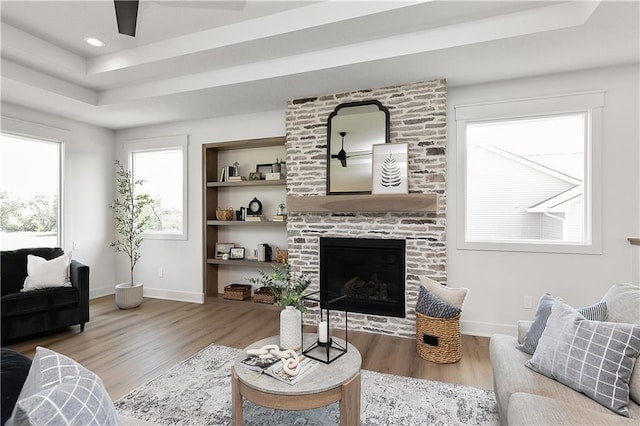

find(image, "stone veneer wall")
[285,79,447,337]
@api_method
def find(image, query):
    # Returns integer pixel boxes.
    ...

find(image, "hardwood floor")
[6,296,493,400]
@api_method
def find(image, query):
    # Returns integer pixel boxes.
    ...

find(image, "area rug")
[114,343,498,425]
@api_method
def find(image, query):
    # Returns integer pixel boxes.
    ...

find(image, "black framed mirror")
[326,100,390,194]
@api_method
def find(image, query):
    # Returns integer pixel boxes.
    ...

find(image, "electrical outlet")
[72,241,80,250]
[524,295,533,309]
[158,267,163,278]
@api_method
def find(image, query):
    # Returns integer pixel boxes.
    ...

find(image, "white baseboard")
[90,286,114,299]
[142,287,204,304]
[460,320,517,338]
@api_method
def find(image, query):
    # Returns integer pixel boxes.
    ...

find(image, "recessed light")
[84,37,104,47]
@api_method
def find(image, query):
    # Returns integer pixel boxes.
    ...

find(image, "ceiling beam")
[99,1,601,105]
[86,1,423,75]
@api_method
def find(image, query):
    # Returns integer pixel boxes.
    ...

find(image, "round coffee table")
[231,334,362,425]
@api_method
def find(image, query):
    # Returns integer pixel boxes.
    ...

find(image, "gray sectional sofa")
[490,283,640,425]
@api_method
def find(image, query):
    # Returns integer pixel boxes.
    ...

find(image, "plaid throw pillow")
[526,300,640,417]
[7,347,117,426]
[517,293,607,355]
[415,286,461,319]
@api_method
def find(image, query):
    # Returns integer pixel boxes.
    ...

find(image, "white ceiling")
[1,1,638,130]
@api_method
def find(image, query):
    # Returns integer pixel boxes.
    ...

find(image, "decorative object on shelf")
[256,164,273,179]
[256,243,272,261]
[272,158,282,173]
[248,261,311,349]
[275,248,289,263]
[247,197,262,215]
[277,201,287,216]
[230,247,245,260]
[248,172,261,181]
[215,242,235,259]
[245,215,265,222]
[302,291,349,364]
[372,143,408,194]
[232,161,240,177]
[223,284,252,301]
[110,160,154,310]
[265,172,281,180]
[219,165,234,182]
[254,287,276,304]
[235,207,246,221]
[327,100,390,195]
[227,175,246,182]
[215,208,234,221]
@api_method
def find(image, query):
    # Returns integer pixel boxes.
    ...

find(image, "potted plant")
[111,160,153,309]
[249,260,310,350]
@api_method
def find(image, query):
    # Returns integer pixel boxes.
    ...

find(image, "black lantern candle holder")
[301,291,348,364]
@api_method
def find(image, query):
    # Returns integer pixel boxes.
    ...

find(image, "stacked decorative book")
[227,176,247,182]
[272,215,287,222]
[245,215,266,222]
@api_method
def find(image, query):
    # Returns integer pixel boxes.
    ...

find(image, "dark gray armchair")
[1,247,89,344]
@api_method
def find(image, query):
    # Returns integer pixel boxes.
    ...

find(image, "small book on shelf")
[228,176,246,182]
[272,215,287,221]
[245,215,266,221]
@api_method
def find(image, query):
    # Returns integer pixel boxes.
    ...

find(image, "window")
[125,135,188,240]
[1,133,61,250]
[456,92,603,254]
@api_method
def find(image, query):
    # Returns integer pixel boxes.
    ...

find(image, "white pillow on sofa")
[21,252,72,292]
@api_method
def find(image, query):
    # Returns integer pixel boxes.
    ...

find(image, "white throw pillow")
[418,276,468,309]
[22,252,72,292]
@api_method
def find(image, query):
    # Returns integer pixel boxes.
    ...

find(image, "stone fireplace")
[320,237,406,318]
[285,79,447,337]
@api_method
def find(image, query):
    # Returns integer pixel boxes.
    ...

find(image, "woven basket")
[216,209,234,221]
[415,311,461,364]
[254,287,276,304]
[223,284,251,300]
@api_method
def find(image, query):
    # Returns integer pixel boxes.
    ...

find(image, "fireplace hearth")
[320,237,406,318]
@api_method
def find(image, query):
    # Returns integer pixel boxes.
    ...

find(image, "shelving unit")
[202,136,287,297]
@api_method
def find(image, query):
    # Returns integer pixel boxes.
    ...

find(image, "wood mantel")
[629,238,640,246]
[286,193,438,213]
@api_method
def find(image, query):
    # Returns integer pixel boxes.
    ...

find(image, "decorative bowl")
[216,209,234,221]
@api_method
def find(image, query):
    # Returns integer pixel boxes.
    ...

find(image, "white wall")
[447,64,640,336]
[115,110,285,303]
[113,64,638,337]
[1,103,116,298]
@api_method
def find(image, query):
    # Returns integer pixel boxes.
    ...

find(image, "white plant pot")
[279,306,302,350]
[115,282,144,309]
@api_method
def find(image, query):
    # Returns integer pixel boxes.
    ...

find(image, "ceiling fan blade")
[114,0,139,37]
[337,149,348,167]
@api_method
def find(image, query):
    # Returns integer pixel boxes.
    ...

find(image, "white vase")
[115,282,143,309]
[280,306,302,350]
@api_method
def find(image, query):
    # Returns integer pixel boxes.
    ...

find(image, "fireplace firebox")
[319,237,406,318]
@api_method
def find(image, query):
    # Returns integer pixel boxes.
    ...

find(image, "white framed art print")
[372,143,408,194]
